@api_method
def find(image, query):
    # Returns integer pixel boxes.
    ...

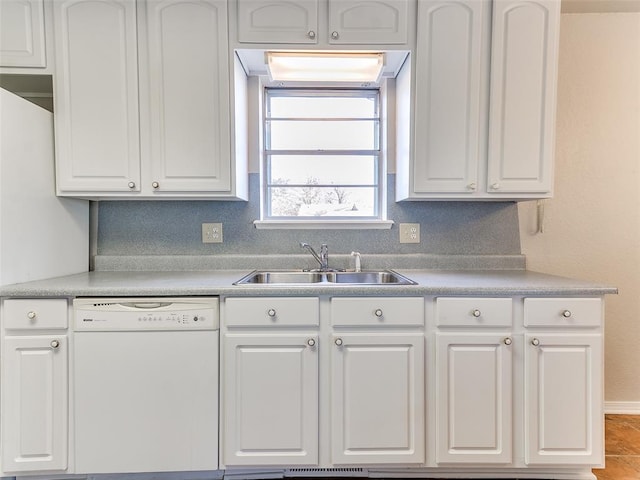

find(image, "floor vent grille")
[284,468,367,477]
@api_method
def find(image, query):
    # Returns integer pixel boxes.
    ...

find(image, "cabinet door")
[1,336,67,472]
[142,0,231,194]
[436,333,512,464]
[331,334,425,464]
[0,0,46,67]
[53,0,140,194]
[525,334,603,465]
[223,334,319,466]
[328,0,410,45]
[486,0,560,194]
[410,0,487,194]
[236,0,319,44]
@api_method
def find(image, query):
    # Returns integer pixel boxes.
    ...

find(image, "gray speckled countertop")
[0,269,617,298]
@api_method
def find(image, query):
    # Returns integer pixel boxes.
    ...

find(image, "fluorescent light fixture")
[266,51,385,83]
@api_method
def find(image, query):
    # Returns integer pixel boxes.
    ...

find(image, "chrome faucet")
[300,242,330,271]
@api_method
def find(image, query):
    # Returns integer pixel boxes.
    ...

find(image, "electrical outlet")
[399,223,420,244]
[202,223,223,243]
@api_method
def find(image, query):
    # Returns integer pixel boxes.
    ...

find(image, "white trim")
[604,401,640,414]
[254,220,394,230]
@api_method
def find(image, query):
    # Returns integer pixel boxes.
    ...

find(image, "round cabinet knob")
[531,338,540,347]
[334,338,343,346]
[267,308,276,317]
[307,30,316,39]
[27,311,37,320]
[562,310,572,318]
[491,183,501,190]
[374,309,383,318]
[151,181,160,189]
[50,340,60,349]
[307,338,316,347]
[472,309,481,318]
[128,181,136,189]
[503,337,513,346]
[331,31,339,40]
[467,183,477,191]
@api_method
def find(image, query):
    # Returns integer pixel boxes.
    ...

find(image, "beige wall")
[519,13,640,409]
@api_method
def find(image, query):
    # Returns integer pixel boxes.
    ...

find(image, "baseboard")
[605,401,640,414]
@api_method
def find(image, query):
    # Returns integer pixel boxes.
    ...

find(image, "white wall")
[519,13,640,410]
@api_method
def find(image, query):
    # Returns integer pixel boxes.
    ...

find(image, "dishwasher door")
[73,299,219,474]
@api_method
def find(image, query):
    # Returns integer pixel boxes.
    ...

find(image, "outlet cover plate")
[202,223,223,243]
[399,223,420,244]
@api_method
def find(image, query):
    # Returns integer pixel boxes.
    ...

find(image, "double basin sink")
[234,270,416,286]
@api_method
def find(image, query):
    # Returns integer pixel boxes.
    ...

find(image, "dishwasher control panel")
[73,297,219,331]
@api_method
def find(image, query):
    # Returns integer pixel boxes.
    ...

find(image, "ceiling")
[562,0,640,13]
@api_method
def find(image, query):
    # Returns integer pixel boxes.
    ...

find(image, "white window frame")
[254,86,392,230]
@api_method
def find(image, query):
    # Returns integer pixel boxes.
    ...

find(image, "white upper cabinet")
[237,0,319,44]
[53,0,141,193]
[487,0,560,194]
[327,0,409,44]
[0,0,47,68]
[397,0,560,200]
[236,0,412,46]
[141,0,233,194]
[53,0,247,199]
[401,0,487,196]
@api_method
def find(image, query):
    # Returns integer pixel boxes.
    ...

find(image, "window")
[260,88,386,226]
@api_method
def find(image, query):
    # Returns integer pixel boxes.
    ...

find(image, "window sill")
[253,220,394,230]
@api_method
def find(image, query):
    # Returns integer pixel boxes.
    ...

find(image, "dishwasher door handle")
[123,302,171,309]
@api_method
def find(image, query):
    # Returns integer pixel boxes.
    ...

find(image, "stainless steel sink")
[234,270,416,286]
[234,271,326,284]
[325,271,415,284]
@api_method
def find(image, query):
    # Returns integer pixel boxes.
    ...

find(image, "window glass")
[263,89,382,220]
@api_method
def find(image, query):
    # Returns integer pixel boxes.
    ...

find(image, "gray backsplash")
[97,175,521,260]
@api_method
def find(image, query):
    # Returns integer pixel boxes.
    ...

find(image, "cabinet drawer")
[524,298,602,327]
[3,298,68,330]
[436,297,512,327]
[224,297,319,327]
[331,297,424,327]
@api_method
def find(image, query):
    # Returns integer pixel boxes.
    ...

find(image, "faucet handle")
[350,251,362,272]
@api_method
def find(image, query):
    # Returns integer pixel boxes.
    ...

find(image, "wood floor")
[593,414,640,479]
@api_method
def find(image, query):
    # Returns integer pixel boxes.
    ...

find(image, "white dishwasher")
[73,297,219,474]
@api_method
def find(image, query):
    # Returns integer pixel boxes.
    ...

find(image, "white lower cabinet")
[525,333,603,465]
[221,294,605,477]
[435,297,513,464]
[524,298,604,467]
[223,334,319,466]
[331,333,425,464]
[330,297,425,465]
[1,299,69,475]
[222,296,425,468]
[222,297,320,466]
[435,333,512,464]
